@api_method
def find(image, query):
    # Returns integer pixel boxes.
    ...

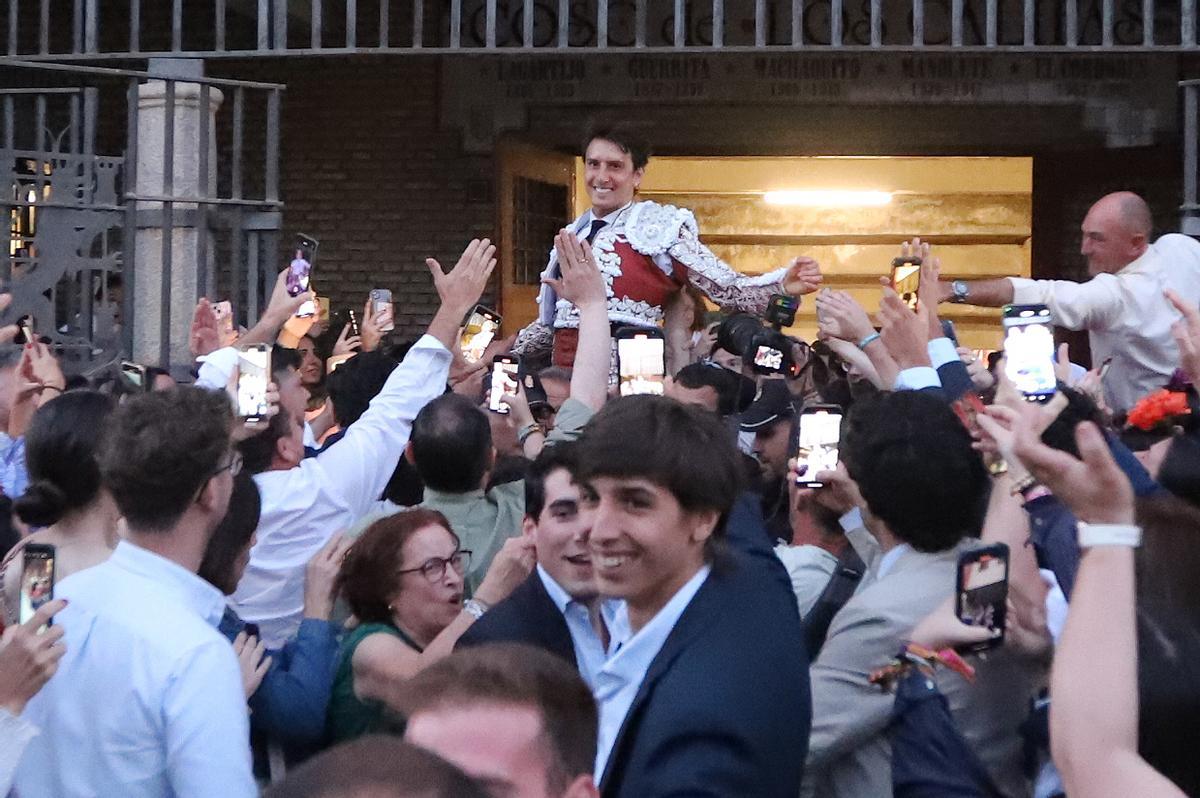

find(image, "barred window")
[513,177,569,285]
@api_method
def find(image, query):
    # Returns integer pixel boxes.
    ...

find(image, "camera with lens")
[716,294,801,377]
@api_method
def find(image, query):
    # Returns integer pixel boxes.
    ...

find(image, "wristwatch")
[951,280,970,303]
[462,598,490,620]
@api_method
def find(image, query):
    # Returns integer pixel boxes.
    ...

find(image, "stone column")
[132,73,223,370]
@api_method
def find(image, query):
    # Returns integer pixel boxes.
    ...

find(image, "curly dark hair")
[100,386,233,532]
[337,508,457,624]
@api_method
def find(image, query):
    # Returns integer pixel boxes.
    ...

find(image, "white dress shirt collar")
[875,543,912,580]
[536,564,626,689]
[110,539,227,627]
[593,564,711,778]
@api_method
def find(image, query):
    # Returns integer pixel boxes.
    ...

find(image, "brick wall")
[214,57,497,340]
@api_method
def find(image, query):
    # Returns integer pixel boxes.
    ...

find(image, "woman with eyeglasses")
[327,507,534,742]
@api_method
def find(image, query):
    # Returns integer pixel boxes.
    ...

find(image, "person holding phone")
[406,230,612,593]
[0,599,67,798]
[197,240,499,648]
[804,392,1038,798]
[0,391,118,627]
[514,124,822,367]
[935,192,1200,412]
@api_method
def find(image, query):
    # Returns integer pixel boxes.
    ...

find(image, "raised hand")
[0,598,67,714]
[878,282,931,370]
[473,535,537,607]
[815,290,874,344]
[332,322,361,356]
[783,256,822,296]
[1010,409,1134,525]
[426,238,498,314]
[547,230,607,310]
[190,298,221,357]
[1166,288,1200,385]
[304,532,352,621]
[233,630,272,700]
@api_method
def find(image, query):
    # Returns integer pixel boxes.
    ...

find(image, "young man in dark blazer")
[575,395,811,798]
[456,443,622,688]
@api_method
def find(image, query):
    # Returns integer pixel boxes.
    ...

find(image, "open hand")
[190,298,221,357]
[233,631,272,699]
[783,256,822,296]
[427,239,498,317]
[547,231,607,309]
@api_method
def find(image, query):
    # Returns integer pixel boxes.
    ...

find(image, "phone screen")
[753,345,785,374]
[289,235,317,318]
[489,358,520,413]
[120,360,148,392]
[956,545,1010,651]
[370,289,395,333]
[461,307,501,365]
[1003,305,1056,402]
[891,259,921,311]
[237,346,271,420]
[20,545,55,626]
[213,301,235,345]
[617,334,666,396]
[795,408,842,487]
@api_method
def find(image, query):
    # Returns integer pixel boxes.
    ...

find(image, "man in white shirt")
[937,191,1200,411]
[14,387,255,798]
[198,239,498,647]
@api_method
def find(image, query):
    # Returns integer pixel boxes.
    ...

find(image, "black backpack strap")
[803,545,867,657]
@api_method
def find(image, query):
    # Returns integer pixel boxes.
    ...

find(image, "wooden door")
[497,140,576,334]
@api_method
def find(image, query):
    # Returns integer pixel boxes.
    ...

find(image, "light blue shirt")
[536,564,626,690]
[0,432,27,499]
[875,543,912,580]
[893,337,958,391]
[593,564,711,779]
[14,541,255,798]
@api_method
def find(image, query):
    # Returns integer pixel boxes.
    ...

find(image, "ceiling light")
[763,190,893,207]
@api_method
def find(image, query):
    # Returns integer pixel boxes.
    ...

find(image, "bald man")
[936,192,1200,411]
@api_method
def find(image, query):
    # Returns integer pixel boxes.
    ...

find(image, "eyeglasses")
[212,451,243,479]
[397,549,472,583]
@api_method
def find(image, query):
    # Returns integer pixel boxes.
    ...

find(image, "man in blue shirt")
[574,395,811,798]
[14,387,255,798]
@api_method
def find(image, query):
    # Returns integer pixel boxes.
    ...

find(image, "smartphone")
[765,294,799,328]
[488,355,521,414]
[940,319,959,346]
[955,543,1010,653]
[615,327,666,397]
[347,309,361,338]
[14,314,34,345]
[794,404,843,488]
[951,393,1007,476]
[288,235,318,319]
[120,360,150,392]
[460,305,501,365]
[19,543,56,626]
[891,256,922,312]
[1002,304,1057,403]
[236,344,272,421]
[212,301,236,346]
[370,288,395,333]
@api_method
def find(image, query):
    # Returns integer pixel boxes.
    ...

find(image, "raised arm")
[545,231,610,413]
[313,239,496,516]
[1011,414,1185,798]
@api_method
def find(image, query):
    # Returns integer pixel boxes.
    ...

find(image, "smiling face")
[584,138,643,217]
[530,467,597,601]
[582,475,715,631]
[296,336,323,387]
[389,524,466,645]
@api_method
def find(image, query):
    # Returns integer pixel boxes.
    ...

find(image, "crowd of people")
[2,124,1200,798]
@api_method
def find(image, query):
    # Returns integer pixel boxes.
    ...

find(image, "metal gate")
[1,60,283,374]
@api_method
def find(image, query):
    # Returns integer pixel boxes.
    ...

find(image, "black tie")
[586,219,607,244]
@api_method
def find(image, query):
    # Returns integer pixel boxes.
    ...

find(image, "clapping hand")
[547,231,607,310]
